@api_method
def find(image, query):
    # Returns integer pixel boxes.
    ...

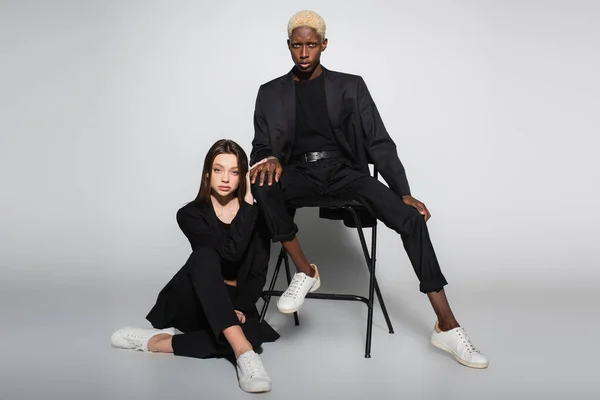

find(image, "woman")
[110,139,278,393]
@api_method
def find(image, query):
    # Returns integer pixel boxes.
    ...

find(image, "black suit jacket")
[250,66,411,197]
[175,200,271,314]
[146,200,271,330]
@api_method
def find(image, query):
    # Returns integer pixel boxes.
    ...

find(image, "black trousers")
[251,158,448,293]
[147,247,266,359]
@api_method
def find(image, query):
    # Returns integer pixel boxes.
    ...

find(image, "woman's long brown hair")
[193,139,249,204]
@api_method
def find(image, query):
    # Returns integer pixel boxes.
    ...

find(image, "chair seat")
[290,198,375,228]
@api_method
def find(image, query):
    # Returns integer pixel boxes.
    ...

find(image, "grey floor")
[2,266,597,400]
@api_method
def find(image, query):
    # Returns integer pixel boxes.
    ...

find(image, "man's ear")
[321,38,328,51]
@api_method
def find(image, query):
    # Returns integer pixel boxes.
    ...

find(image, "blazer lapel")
[323,67,355,159]
[323,67,341,131]
[195,202,219,230]
[280,70,296,154]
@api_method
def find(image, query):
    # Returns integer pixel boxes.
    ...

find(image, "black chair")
[259,169,394,358]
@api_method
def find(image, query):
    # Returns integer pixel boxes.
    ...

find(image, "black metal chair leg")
[345,207,375,357]
[282,250,300,326]
[370,219,394,334]
[365,244,376,357]
[347,207,395,334]
[374,282,395,334]
[260,248,285,323]
[356,225,394,333]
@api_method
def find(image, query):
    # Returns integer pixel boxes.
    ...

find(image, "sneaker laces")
[124,333,145,349]
[282,274,307,298]
[240,352,268,378]
[456,327,480,354]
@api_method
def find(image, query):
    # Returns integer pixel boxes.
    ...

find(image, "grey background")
[1,0,598,399]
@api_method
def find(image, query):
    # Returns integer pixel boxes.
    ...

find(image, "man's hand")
[250,157,283,186]
[234,310,246,324]
[402,195,431,222]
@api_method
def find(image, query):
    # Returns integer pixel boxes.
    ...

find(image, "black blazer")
[174,200,271,314]
[250,66,411,197]
[146,200,279,344]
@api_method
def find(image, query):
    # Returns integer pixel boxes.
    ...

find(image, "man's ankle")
[437,320,460,332]
[297,264,315,277]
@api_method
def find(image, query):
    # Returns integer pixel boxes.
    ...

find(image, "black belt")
[290,150,344,163]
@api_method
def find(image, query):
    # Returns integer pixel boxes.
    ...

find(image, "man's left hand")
[402,195,431,222]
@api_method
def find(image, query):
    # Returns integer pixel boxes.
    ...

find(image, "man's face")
[287,26,327,74]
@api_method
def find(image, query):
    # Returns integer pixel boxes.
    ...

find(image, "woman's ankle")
[147,333,173,352]
[234,344,254,359]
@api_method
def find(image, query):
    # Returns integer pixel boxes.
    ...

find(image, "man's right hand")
[250,157,282,186]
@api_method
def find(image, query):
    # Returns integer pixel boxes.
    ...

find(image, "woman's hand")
[235,310,246,324]
[244,158,269,205]
[244,171,254,205]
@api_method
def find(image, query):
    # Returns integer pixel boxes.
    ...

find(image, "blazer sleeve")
[250,87,274,165]
[234,216,271,314]
[356,76,411,197]
[177,202,259,263]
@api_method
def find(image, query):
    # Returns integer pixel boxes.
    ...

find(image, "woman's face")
[210,153,240,198]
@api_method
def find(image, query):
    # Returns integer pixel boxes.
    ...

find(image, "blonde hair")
[287,10,326,42]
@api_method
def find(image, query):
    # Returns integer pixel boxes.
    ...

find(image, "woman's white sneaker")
[430,322,489,369]
[236,350,272,393]
[110,326,175,352]
[276,264,321,314]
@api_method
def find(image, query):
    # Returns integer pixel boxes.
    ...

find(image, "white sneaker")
[430,322,489,369]
[277,264,321,314]
[236,350,272,393]
[110,326,175,352]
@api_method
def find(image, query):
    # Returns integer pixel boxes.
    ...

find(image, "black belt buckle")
[301,151,339,163]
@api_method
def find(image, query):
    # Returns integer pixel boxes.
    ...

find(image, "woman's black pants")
[147,247,264,359]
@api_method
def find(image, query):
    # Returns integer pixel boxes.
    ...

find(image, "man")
[249,10,488,369]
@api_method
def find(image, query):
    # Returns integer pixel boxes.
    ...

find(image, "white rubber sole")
[430,337,489,369]
[277,277,321,314]
[236,366,272,393]
[238,379,272,393]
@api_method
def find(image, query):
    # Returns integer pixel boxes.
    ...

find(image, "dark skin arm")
[249,157,283,186]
